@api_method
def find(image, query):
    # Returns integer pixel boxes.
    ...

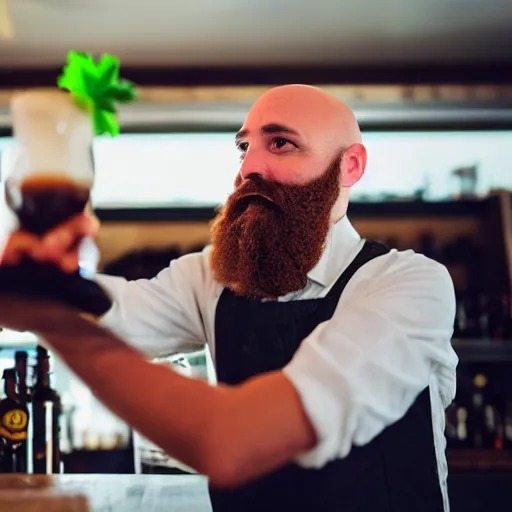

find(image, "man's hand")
[0,213,100,273]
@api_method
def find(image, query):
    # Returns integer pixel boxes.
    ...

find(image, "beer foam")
[10,90,94,185]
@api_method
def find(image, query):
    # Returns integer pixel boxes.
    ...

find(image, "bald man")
[0,85,457,512]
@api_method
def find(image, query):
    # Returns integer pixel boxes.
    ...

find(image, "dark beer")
[6,173,90,236]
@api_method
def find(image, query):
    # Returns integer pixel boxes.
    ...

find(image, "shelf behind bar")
[451,339,512,363]
[1,334,512,364]
[448,449,512,472]
[94,199,488,223]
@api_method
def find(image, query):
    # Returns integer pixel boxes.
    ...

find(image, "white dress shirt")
[44,215,457,511]
[97,215,458,510]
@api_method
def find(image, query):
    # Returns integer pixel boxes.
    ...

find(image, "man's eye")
[271,137,295,150]
[237,142,249,152]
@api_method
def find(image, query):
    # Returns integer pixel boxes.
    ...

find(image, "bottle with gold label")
[0,368,29,473]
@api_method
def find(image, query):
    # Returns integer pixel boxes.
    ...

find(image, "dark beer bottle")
[31,346,62,474]
[468,373,496,449]
[15,351,29,404]
[14,351,30,472]
[0,369,29,473]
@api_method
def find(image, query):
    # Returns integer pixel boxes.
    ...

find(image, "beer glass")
[0,90,111,317]
[5,91,93,235]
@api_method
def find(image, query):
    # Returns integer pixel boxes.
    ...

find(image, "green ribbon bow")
[57,50,138,137]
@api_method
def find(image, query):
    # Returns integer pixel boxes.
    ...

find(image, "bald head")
[234,84,367,220]
[211,86,364,297]
[245,84,362,152]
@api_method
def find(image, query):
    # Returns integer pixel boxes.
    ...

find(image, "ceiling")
[1,0,512,69]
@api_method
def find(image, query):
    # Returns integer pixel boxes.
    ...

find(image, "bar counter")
[0,474,212,511]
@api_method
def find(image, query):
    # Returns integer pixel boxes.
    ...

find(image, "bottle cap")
[2,369,15,379]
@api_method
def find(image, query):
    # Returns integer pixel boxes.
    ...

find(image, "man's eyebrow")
[235,123,300,143]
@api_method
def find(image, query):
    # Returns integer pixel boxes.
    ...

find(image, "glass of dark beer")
[5,174,91,237]
[5,90,94,234]
[0,90,111,317]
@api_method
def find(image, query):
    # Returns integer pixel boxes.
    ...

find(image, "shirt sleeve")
[97,253,207,358]
[282,251,459,468]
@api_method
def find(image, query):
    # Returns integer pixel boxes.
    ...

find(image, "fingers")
[0,232,40,265]
[59,246,81,274]
[1,213,100,272]
[38,214,99,263]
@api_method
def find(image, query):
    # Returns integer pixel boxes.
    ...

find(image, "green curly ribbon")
[57,50,138,137]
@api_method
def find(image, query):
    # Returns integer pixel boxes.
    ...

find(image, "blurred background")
[1,0,512,509]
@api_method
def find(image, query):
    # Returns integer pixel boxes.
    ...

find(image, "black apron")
[210,240,445,512]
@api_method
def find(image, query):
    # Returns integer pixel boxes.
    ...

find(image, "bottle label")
[0,408,28,441]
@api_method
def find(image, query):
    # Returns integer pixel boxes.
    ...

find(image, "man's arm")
[43,251,457,488]
[95,255,207,358]
[0,217,207,358]
[44,323,316,488]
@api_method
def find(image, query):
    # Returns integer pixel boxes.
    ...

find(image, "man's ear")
[340,143,367,188]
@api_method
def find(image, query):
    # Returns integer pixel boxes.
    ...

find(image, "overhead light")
[0,0,14,40]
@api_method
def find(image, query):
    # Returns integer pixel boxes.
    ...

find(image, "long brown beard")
[209,155,341,300]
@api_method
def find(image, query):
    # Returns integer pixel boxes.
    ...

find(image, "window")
[1,130,511,214]
[355,130,511,201]
[92,133,240,208]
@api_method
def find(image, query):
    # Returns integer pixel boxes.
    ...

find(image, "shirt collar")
[306,215,362,288]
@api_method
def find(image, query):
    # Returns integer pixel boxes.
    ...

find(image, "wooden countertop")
[0,474,213,512]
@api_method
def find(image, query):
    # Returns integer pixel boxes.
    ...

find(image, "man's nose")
[238,149,270,182]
